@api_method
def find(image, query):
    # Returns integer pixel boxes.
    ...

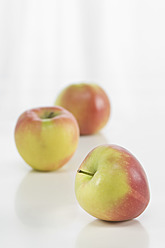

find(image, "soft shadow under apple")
[75,219,149,248]
[15,170,79,228]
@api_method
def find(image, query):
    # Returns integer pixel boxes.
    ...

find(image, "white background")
[0,0,165,247]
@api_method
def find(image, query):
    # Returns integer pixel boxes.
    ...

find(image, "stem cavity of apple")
[41,111,60,119]
[77,169,94,177]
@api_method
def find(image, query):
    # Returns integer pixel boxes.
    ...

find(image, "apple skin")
[55,83,110,135]
[75,145,150,221]
[14,106,79,171]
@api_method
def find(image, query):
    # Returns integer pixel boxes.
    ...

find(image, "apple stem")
[77,169,94,177]
[41,111,60,119]
[47,112,55,118]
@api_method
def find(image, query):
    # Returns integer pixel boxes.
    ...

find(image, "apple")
[75,145,150,221]
[55,83,110,135]
[14,106,79,171]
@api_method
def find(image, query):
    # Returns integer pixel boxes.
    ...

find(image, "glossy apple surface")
[75,145,150,221]
[55,83,110,135]
[15,106,79,171]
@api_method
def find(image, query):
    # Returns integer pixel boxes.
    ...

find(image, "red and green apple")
[75,145,150,221]
[14,106,79,171]
[55,83,110,135]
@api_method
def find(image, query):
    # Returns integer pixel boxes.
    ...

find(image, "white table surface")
[0,81,165,248]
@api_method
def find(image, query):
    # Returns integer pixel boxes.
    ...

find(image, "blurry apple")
[15,106,79,171]
[75,145,150,221]
[55,83,110,135]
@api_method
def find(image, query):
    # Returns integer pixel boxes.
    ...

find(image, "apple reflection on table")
[75,219,149,248]
[15,169,79,228]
